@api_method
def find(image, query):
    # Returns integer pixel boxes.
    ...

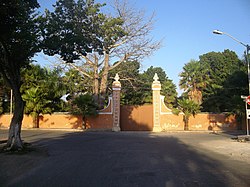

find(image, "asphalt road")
[0,129,250,187]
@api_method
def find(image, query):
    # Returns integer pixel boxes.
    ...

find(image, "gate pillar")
[112,74,121,131]
[152,73,162,132]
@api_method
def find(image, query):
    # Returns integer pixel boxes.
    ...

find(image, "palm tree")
[22,87,52,128]
[179,60,209,105]
[178,98,201,130]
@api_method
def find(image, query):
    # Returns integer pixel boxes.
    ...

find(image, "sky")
[36,0,250,94]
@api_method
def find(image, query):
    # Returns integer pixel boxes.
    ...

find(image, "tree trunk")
[93,55,100,105]
[184,116,189,131]
[99,53,110,109]
[32,113,39,128]
[82,115,86,129]
[5,87,24,151]
[189,89,202,105]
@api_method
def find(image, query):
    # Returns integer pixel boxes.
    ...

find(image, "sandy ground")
[199,135,250,164]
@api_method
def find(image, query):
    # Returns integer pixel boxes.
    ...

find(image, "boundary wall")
[0,73,241,131]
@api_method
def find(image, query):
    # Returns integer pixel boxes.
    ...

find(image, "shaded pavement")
[0,129,250,187]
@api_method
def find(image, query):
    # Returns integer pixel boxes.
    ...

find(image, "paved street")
[0,129,250,187]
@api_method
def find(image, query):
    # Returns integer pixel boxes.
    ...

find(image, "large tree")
[0,0,40,150]
[42,0,161,107]
[42,0,123,106]
[200,50,245,112]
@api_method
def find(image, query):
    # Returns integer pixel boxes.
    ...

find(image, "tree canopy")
[140,66,177,107]
[41,0,107,62]
[200,50,246,112]
[108,64,177,106]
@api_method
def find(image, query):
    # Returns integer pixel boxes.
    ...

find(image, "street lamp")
[213,29,250,136]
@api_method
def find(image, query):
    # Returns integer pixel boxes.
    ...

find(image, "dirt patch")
[0,143,49,186]
[199,138,250,164]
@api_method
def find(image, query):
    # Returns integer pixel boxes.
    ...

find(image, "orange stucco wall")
[0,110,239,131]
[86,114,113,129]
[0,113,113,130]
[0,115,34,128]
[160,114,184,130]
[0,112,239,131]
[160,113,238,131]
[189,113,238,131]
[0,96,113,130]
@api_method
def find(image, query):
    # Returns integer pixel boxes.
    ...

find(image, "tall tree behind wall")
[140,66,177,108]
[108,60,145,105]
[200,49,246,112]
[42,0,161,108]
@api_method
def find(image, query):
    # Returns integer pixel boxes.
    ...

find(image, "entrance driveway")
[0,130,250,187]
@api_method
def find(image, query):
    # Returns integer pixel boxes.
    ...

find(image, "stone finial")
[114,73,120,82]
[152,73,161,90]
[153,73,160,83]
[112,73,121,89]
[153,73,159,81]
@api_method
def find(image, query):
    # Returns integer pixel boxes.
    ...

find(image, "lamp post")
[213,30,250,136]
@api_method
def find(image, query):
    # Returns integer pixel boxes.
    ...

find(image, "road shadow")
[0,131,249,186]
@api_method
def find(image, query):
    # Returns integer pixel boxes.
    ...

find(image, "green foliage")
[108,60,145,105]
[140,66,177,107]
[0,0,41,69]
[200,50,246,112]
[62,69,92,101]
[180,49,247,114]
[41,0,160,108]
[41,0,125,62]
[0,0,41,150]
[177,98,201,130]
[72,94,97,116]
[21,64,66,127]
[108,64,177,106]
[71,94,98,128]
[0,0,41,112]
[179,60,210,104]
[178,98,201,117]
[22,87,52,127]
[41,0,102,61]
